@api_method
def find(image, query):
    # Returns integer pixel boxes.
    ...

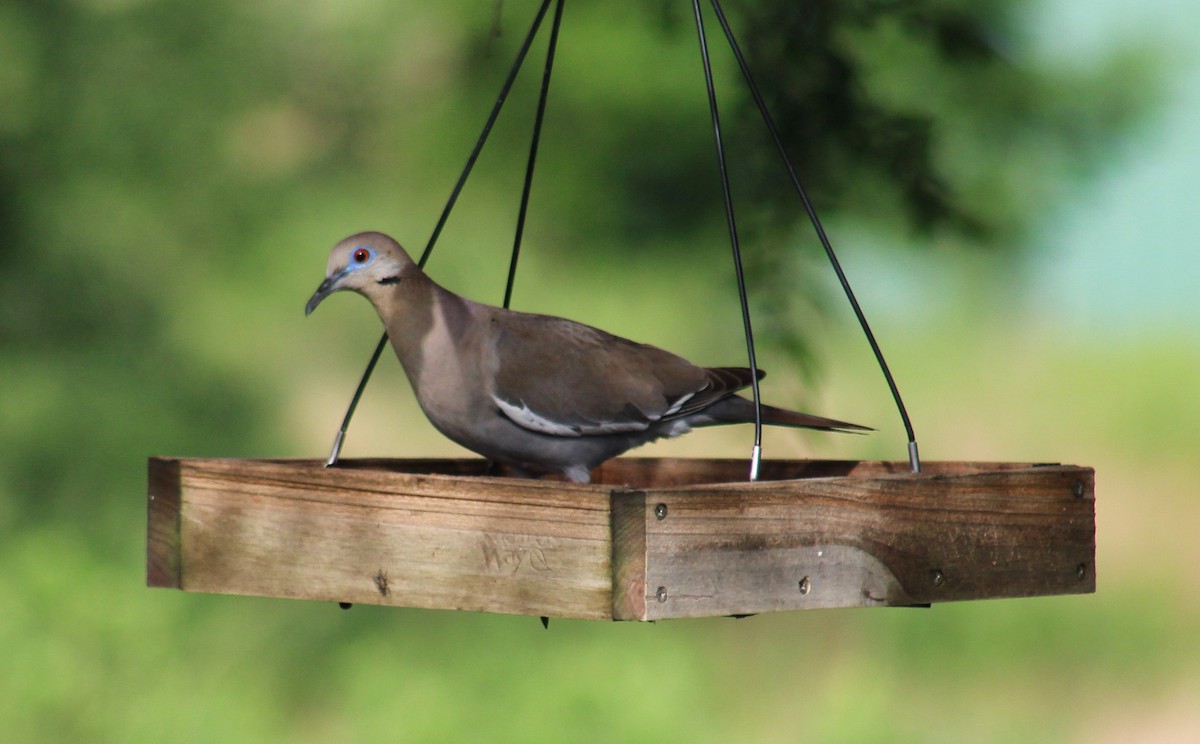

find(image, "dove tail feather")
[699,395,871,433]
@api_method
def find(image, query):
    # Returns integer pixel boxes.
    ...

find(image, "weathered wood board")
[147,458,1095,621]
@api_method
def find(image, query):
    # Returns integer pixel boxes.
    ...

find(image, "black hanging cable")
[323,333,389,467]
[419,0,556,270]
[708,0,920,473]
[324,0,556,467]
[692,0,764,481]
[504,0,565,309]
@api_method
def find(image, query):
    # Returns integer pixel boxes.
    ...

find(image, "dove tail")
[758,404,872,433]
[702,396,871,433]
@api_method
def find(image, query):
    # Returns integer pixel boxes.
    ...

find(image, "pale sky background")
[842,0,1199,336]
[1030,0,1200,333]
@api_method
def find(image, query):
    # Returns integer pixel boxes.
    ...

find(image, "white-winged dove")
[306,231,868,483]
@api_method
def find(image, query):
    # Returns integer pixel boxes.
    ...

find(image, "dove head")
[305,231,418,316]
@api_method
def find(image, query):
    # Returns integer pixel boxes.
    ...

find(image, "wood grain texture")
[146,458,181,588]
[635,465,1095,620]
[146,458,1095,621]
[610,489,648,621]
[153,458,612,619]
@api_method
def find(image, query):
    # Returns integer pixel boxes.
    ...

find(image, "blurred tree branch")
[614,0,1157,249]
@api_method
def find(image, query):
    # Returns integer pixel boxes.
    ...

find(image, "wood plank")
[610,489,648,621]
[146,457,1095,621]
[631,465,1095,620]
[146,457,182,588]
[161,458,613,619]
[587,457,1043,488]
[242,457,1045,488]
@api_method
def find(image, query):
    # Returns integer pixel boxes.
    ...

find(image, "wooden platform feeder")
[146,457,1095,620]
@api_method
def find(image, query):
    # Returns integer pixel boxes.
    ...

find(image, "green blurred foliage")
[0,1,1190,742]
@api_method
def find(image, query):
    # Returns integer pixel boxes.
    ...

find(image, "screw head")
[798,576,811,595]
[655,586,668,603]
[1072,480,1086,498]
[1076,563,1087,581]
[654,503,668,520]
[930,569,946,587]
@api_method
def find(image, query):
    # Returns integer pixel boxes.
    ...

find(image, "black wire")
[692,0,764,473]
[708,0,920,472]
[327,0,555,466]
[322,332,390,466]
[420,0,556,269]
[504,0,565,309]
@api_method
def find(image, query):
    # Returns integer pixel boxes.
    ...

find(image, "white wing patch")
[494,395,652,436]
[661,391,695,418]
[494,397,583,436]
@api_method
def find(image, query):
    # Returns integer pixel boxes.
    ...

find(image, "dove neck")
[370,273,469,387]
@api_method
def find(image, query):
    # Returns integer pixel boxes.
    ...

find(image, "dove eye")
[352,247,372,264]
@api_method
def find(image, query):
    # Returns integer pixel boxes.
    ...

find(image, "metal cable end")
[749,443,762,481]
[907,440,921,474]
[326,429,346,468]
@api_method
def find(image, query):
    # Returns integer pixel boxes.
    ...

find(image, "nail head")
[654,503,668,520]
[798,576,811,595]
[655,586,668,603]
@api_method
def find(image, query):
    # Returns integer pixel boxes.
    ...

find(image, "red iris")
[353,248,370,264]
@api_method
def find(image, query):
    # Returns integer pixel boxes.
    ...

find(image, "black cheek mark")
[377,276,402,285]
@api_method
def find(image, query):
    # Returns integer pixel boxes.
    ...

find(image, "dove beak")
[305,272,342,316]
